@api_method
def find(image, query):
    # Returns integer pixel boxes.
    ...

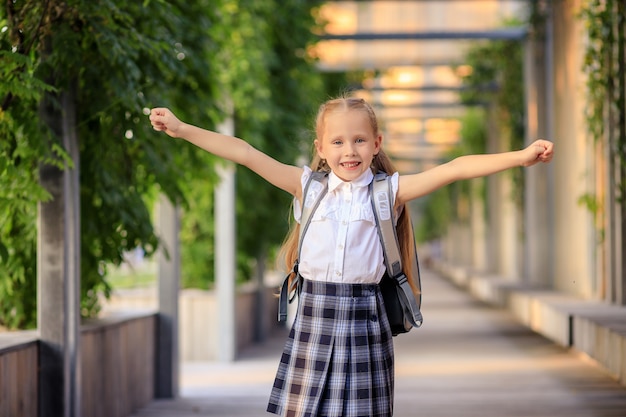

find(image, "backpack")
[278,171,423,335]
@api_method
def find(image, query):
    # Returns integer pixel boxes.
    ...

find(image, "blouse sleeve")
[391,172,403,223]
[292,166,312,224]
[391,171,400,205]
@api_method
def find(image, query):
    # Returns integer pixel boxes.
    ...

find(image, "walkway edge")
[432,260,626,386]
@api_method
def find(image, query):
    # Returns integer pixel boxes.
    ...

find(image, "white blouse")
[293,166,400,284]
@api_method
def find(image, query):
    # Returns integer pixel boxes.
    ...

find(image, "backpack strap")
[370,173,423,328]
[278,171,329,322]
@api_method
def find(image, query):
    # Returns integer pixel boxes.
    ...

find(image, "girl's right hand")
[520,139,554,167]
[149,108,184,138]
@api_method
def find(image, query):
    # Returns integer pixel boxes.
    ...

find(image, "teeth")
[343,162,359,168]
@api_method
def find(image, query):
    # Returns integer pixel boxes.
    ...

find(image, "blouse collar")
[328,168,374,193]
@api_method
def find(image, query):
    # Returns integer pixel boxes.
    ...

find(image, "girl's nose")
[345,143,357,156]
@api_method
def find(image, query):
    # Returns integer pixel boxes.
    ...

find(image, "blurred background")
[1,1,625,415]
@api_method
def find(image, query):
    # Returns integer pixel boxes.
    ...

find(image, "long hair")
[277,97,420,296]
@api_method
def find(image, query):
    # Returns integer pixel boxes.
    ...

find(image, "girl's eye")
[332,140,342,145]
[356,137,365,143]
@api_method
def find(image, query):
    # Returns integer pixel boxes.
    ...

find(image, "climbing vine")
[0,0,327,329]
[458,19,526,207]
[579,0,626,203]
[415,18,527,242]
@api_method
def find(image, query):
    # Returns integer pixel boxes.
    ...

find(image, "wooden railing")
[0,332,38,417]
[81,313,157,417]
[1,278,282,417]
[0,313,157,417]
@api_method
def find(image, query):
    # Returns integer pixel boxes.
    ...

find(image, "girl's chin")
[335,166,365,181]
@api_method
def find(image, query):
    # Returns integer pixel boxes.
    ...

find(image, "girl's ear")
[374,134,382,155]
[314,138,325,159]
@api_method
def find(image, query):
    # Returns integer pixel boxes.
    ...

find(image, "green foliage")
[179,168,217,289]
[580,0,618,142]
[459,21,526,152]
[180,0,329,288]
[458,19,526,206]
[1,0,327,328]
[0,1,63,328]
[579,0,626,201]
[414,188,452,243]
[457,108,488,156]
[416,17,526,242]
[461,25,525,149]
[235,0,326,276]
[416,110,488,243]
[58,0,215,317]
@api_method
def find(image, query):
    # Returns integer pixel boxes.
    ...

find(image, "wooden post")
[38,90,81,417]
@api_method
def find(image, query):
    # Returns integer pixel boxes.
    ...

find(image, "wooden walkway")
[130,270,626,417]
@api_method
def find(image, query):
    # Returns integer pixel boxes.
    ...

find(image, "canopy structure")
[314,0,530,172]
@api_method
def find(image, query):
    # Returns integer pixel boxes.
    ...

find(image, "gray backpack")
[278,171,423,335]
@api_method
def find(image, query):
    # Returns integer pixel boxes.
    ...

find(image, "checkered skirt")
[267,278,394,417]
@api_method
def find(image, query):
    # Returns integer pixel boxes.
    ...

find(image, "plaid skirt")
[267,278,394,417]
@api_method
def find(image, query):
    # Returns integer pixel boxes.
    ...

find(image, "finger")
[150,108,168,120]
[543,146,553,158]
[150,114,167,126]
[541,152,553,162]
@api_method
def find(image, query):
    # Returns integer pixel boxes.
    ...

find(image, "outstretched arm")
[396,139,554,205]
[150,108,303,197]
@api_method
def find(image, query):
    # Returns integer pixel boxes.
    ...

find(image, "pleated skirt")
[267,278,395,417]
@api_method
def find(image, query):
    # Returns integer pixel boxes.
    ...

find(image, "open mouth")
[341,162,361,169]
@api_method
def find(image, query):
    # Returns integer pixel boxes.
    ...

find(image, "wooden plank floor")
[130,270,626,417]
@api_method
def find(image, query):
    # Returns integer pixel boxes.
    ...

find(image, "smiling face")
[314,108,382,182]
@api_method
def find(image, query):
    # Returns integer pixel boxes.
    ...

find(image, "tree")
[0,0,328,328]
[179,0,330,287]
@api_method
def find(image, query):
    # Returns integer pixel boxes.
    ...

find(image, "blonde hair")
[277,96,420,296]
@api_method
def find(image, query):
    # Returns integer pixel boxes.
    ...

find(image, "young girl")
[149,97,554,417]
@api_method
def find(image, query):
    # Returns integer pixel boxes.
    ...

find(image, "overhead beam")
[317,60,466,72]
[320,28,527,41]
[327,0,529,3]
[377,107,468,119]
[351,83,499,92]
[372,101,487,109]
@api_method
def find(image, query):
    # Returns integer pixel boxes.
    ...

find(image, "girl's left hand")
[522,139,554,167]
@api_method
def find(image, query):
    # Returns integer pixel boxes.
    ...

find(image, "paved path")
[130,269,626,416]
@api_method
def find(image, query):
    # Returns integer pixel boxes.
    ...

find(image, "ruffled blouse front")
[293,166,399,284]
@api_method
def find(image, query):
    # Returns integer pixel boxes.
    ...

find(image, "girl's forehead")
[324,109,371,127]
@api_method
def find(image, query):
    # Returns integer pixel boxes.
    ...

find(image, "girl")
[149,97,554,417]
